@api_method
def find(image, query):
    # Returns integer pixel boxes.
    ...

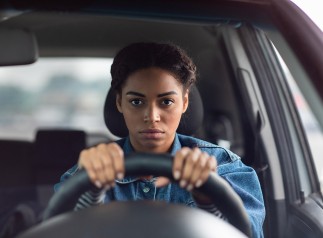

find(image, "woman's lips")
[139,129,164,139]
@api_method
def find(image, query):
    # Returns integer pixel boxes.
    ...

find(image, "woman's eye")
[162,99,174,106]
[130,99,143,106]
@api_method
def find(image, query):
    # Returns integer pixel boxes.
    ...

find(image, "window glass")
[281,59,323,191]
[0,58,113,140]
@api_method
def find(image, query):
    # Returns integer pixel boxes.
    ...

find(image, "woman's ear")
[116,93,123,113]
[183,89,189,113]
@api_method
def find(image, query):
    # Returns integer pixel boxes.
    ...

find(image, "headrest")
[34,129,86,167]
[104,85,204,138]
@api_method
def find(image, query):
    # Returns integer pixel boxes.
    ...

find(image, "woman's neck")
[128,135,175,154]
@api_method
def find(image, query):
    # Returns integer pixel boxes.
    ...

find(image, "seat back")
[33,129,86,185]
[0,140,34,187]
[0,140,37,226]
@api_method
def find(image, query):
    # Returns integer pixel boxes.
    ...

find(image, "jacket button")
[143,187,150,193]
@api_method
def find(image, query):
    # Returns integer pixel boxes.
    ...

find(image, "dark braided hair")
[110,42,197,93]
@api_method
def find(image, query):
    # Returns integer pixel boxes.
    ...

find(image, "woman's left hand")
[155,147,217,192]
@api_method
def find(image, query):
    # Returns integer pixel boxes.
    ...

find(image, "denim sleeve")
[218,158,265,238]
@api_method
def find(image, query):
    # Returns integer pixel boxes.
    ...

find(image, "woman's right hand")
[77,142,125,189]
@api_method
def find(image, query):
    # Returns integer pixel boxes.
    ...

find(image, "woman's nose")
[144,105,160,123]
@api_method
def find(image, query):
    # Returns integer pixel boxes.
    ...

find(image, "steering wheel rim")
[43,153,251,237]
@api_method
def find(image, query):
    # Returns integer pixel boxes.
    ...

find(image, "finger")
[181,147,201,189]
[90,146,115,188]
[197,157,216,188]
[210,155,217,172]
[173,147,191,180]
[155,177,170,188]
[78,150,97,184]
[99,144,123,187]
[80,148,105,188]
[188,152,209,190]
[109,143,125,180]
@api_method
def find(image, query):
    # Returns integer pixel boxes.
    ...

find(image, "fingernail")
[174,171,181,180]
[180,180,187,188]
[187,184,193,191]
[195,179,203,188]
[94,181,102,188]
[117,172,124,180]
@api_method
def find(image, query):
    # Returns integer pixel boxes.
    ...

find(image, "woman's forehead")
[122,67,183,92]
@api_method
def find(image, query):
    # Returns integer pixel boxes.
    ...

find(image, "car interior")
[0,16,255,199]
[0,4,305,237]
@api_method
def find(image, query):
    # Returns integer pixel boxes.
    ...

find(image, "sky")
[290,0,323,31]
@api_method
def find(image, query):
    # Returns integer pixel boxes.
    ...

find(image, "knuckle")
[175,150,182,158]
[176,149,186,158]
[186,156,194,165]
[88,147,97,156]
[117,148,124,158]
[97,143,107,150]
[202,152,209,158]
[206,159,213,169]
[102,157,112,166]
[79,150,86,158]
[197,158,205,168]
[109,142,121,152]
[110,143,124,158]
[208,161,216,172]
[181,147,191,155]
[209,156,217,167]
[92,163,102,171]
[109,142,118,148]
[190,152,200,164]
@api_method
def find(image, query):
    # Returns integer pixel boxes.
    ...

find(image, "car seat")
[33,129,86,185]
[0,140,36,231]
[0,130,87,238]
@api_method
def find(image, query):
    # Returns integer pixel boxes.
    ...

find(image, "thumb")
[155,177,171,188]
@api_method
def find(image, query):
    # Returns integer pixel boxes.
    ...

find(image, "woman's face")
[116,67,189,153]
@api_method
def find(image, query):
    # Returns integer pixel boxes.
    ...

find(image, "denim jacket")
[55,133,265,238]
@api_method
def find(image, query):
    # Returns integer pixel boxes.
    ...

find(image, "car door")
[221,14,323,238]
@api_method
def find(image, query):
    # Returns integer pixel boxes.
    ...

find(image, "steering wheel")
[19,153,251,238]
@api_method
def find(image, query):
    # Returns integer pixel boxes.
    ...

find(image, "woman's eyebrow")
[125,91,178,97]
[157,91,178,97]
[126,91,145,97]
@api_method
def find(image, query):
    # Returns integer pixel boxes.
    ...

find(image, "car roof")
[0,0,273,57]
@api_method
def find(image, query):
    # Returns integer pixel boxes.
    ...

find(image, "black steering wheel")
[20,153,251,238]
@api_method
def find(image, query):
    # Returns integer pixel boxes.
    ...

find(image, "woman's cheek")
[165,109,182,126]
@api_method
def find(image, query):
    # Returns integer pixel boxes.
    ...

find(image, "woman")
[55,42,265,237]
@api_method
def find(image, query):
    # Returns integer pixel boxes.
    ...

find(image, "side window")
[280,56,323,192]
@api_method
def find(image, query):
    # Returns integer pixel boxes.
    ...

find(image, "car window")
[278,54,323,192]
[0,58,113,141]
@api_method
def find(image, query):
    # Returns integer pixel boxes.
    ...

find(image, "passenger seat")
[33,129,86,207]
[0,140,36,227]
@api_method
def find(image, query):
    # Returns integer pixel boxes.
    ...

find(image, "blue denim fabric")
[54,133,265,238]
